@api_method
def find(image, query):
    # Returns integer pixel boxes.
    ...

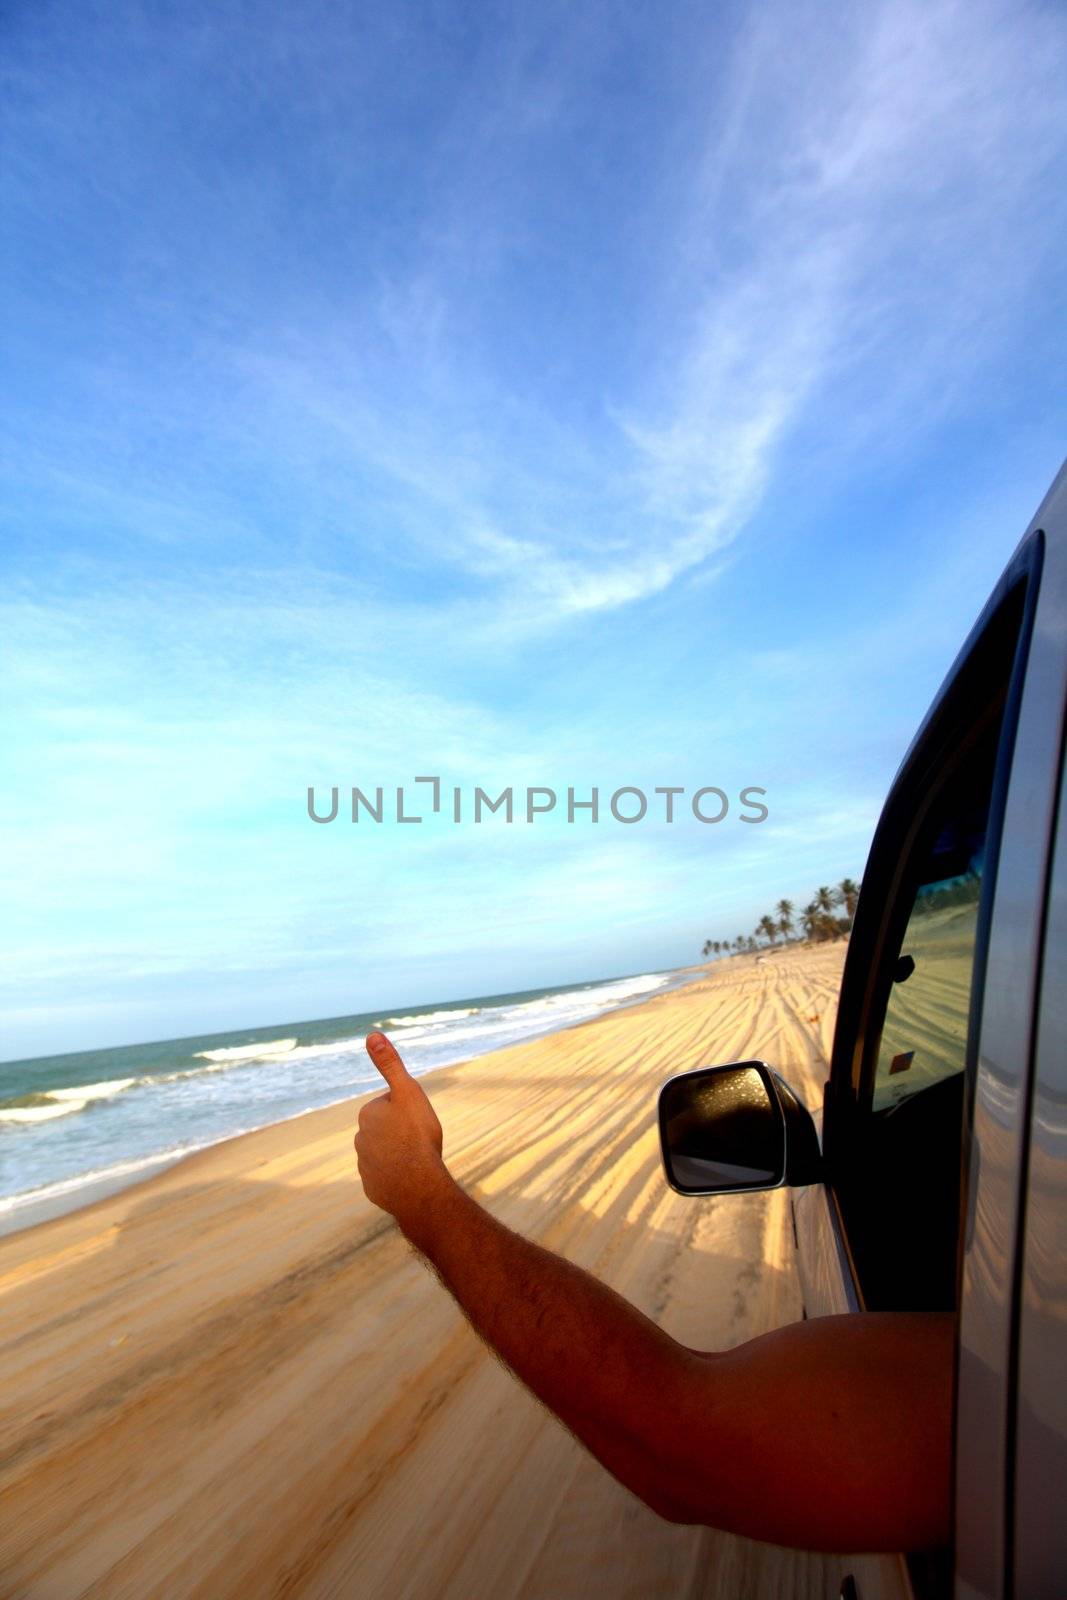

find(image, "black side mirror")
[657,1060,823,1196]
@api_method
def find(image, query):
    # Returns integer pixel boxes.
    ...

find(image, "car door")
[793,463,1066,1599]
[953,463,1067,1600]
[1010,734,1067,1600]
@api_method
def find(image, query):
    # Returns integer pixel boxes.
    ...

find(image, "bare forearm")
[397,1173,953,1549]
[400,1170,696,1515]
[355,1032,953,1552]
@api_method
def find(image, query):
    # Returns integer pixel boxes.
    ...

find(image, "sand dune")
[0,945,906,1599]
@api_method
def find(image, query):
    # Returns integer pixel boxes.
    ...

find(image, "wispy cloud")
[3,0,1065,1052]
[606,0,1065,590]
[160,0,1062,628]
[11,6,1063,625]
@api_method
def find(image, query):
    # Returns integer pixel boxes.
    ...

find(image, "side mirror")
[657,1059,823,1196]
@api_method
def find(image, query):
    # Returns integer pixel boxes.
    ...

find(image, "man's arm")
[354,1032,954,1553]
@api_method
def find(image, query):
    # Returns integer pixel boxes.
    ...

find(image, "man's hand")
[353,1032,449,1228]
[350,1030,952,1552]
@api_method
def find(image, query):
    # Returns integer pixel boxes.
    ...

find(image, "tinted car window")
[837,715,1004,1319]
[827,551,1038,1331]
[852,736,996,1311]
[873,848,985,1111]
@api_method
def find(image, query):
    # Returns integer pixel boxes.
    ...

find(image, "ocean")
[0,968,685,1235]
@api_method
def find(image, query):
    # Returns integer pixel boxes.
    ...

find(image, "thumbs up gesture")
[354,1033,447,1223]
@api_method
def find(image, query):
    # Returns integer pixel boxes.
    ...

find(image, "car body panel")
[955,465,1067,1600]
[1011,706,1067,1597]
[783,463,1067,1599]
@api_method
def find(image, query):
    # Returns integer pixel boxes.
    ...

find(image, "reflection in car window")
[873,860,982,1111]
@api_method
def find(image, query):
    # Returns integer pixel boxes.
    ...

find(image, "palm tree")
[836,878,860,918]
[698,879,861,960]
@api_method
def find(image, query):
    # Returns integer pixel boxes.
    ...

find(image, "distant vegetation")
[701,878,860,959]
[912,871,981,916]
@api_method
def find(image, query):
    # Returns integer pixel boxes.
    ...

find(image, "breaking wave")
[195,1038,298,1063]
[0,1077,138,1124]
[385,1008,480,1027]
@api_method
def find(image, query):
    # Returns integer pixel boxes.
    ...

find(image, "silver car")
[658,462,1067,1599]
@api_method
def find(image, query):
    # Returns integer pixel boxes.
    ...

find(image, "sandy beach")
[0,945,903,1599]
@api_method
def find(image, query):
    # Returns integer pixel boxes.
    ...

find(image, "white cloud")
[4,0,1065,1053]
[194,1,1066,628]
[608,0,1066,588]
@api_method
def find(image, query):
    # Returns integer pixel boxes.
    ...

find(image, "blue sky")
[3,0,1065,1059]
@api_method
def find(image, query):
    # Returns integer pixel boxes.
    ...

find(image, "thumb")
[365,1031,414,1094]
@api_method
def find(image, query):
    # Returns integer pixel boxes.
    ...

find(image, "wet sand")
[0,944,905,1598]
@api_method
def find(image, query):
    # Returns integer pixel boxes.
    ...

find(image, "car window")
[873,842,985,1111]
[837,712,1005,1317]
[826,552,1041,1332]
